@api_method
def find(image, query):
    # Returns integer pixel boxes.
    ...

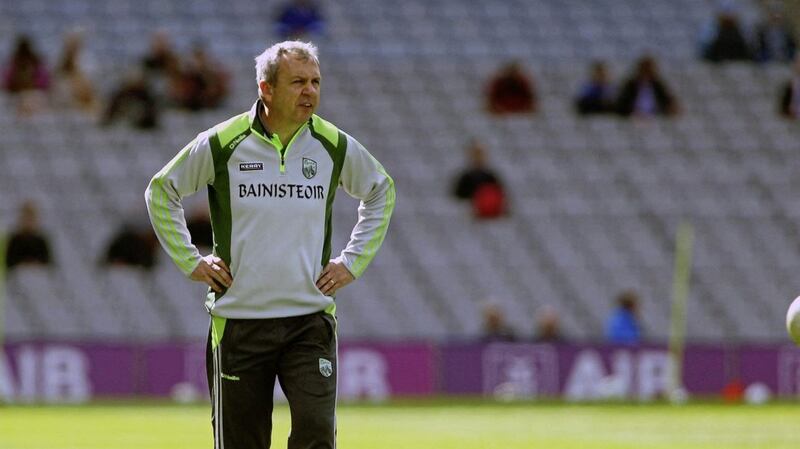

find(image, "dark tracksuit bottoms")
[206,311,337,449]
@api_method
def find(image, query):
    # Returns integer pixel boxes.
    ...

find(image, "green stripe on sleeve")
[349,163,395,277]
[149,140,199,274]
[155,178,196,273]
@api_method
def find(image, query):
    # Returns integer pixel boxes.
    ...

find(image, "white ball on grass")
[667,387,689,405]
[170,382,200,404]
[786,296,800,345]
[744,383,771,405]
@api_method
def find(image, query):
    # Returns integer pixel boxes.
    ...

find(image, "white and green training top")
[145,101,395,319]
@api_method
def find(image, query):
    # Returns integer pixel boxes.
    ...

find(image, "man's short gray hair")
[255,41,319,86]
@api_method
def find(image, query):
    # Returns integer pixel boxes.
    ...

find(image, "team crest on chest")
[302,158,317,179]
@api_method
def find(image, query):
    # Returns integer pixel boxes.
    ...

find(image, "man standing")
[145,41,395,448]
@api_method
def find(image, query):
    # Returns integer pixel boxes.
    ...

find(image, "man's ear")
[259,80,273,102]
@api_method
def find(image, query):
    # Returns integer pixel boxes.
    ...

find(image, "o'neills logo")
[239,162,263,171]
[229,134,247,149]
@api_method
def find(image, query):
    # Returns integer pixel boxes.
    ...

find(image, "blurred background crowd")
[2,0,800,346]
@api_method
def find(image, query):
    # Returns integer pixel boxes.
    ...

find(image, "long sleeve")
[336,135,395,278]
[144,132,215,276]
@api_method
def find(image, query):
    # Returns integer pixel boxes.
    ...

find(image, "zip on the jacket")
[278,147,287,174]
[255,124,308,175]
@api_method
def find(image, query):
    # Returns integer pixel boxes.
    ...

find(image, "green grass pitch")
[0,400,797,448]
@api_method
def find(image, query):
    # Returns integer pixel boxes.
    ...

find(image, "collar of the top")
[249,100,271,139]
[248,99,315,141]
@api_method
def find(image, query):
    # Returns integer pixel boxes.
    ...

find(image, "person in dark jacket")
[616,56,678,118]
[702,8,752,62]
[575,61,616,115]
[779,55,800,118]
[6,201,51,270]
[755,8,796,63]
[452,140,502,200]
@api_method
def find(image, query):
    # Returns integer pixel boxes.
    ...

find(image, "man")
[574,61,615,115]
[451,140,506,218]
[451,139,500,201]
[5,200,51,270]
[779,54,800,118]
[144,41,395,449]
[615,56,678,118]
[605,290,642,345]
[485,61,536,115]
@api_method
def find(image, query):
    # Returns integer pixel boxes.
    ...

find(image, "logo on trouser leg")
[319,358,333,377]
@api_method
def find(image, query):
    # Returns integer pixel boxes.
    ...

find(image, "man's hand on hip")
[191,255,233,293]
[316,261,354,296]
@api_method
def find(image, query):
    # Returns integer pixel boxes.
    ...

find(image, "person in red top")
[3,35,50,116]
[3,35,49,93]
[451,140,507,218]
[485,61,536,115]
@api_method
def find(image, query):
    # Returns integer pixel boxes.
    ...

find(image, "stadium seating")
[2,0,799,343]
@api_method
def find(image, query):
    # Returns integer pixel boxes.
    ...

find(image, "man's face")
[262,55,321,127]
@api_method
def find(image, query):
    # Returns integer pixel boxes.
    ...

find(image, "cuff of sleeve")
[332,254,358,279]
[181,253,203,277]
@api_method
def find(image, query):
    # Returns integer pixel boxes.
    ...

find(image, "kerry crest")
[319,358,333,377]
[302,158,317,179]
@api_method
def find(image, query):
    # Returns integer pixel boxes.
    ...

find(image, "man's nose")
[302,82,317,95]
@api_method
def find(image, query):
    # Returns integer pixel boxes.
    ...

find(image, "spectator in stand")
[574,60,616,115]
[174,43,229,111]
[103,221,158,270]
[481,302,516,342]
[141,31,182,104]
[779,54,800,118]
[54,29,98,114]
[2,34,49,116]
[605,290,643,344]
[275,0,325,40]
[486,61,536,115]
[142,30,181,78]
[451,140,507,218]
[452,140,500,199]
[616,55,678,118]
[3,34,49,93]
[101,69,159,129]
[701,3,752,63]
[5,201,51,270]
[534,306,563,343]
[755,7,796,63]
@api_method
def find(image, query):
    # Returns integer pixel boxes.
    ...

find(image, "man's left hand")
[316,261,355,296]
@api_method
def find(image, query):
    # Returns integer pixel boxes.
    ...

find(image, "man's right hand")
[191,255,233,293]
